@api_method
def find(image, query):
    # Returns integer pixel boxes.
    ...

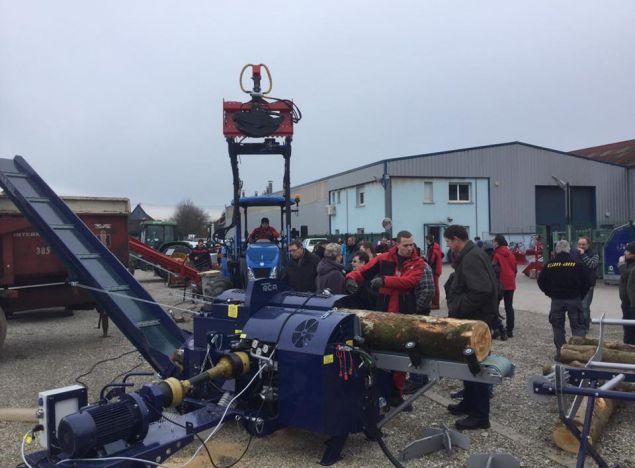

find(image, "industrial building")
[230,141,630,248]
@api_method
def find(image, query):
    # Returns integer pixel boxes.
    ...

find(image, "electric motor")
[57,393,152,458]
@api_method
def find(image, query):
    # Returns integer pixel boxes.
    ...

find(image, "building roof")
[571,139,635,167]
[130,203,154,221]
[288,141,620,191]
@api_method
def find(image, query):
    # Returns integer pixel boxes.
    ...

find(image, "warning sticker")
[228,304,238,318]
[323,354,334,365]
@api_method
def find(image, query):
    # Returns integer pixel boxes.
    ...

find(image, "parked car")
[302,237,328,252]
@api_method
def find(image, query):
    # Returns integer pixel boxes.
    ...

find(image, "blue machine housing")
[184,279,371,437]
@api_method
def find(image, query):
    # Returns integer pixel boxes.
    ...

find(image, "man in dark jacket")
[571,236,599,334]
[538,240,591,359]
[443,225,498,430]
[189,239,212,271]
[283,240,320,292]
[346,230,424,406]
[618,241,635,344]
[316,243,345,294]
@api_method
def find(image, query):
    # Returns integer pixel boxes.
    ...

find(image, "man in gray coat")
[443,225,498,430]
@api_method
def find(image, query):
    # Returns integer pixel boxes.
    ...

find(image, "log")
[568,336,635,353]
[560,345,635,365]
[343,309,492,362]
[553,397,616,453]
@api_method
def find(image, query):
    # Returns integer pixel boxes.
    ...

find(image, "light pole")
[552,176,572,241]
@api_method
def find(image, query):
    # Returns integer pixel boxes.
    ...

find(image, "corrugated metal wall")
[628,168,635,220]
[221,143,628,238]
[386,143,627,232]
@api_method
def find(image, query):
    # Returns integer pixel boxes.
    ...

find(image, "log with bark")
[552,397,616,454]
[568,336,635,353]
[559,344,635,365]
[343,309,492,362]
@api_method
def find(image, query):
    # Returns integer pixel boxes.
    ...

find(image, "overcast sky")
[1,1,634,220]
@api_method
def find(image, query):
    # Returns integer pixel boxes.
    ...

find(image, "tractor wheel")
[204,278,233,298]
[0,307,7,351]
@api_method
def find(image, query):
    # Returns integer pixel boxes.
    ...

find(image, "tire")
[0,307,7,351]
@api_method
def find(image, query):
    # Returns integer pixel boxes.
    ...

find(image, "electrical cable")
[71,282,204,315]
[165,363,269,468]
[108,353,145,384]
[145,402,218,468]
[74,349,138,387]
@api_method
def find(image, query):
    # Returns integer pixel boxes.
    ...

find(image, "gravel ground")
[1,271,633,467]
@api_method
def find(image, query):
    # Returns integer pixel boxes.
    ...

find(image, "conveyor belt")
[0,156,184,377]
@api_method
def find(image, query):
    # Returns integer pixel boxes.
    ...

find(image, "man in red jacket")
[346,230,424,407]
[492,234,518,337]
[426,235,444,309]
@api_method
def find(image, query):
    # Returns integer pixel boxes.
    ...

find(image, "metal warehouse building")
[231,141,630,248]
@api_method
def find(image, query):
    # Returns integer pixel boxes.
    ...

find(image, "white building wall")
[391,177,490,247]
[329,182,385,235]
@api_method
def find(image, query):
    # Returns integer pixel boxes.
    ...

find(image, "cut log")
[568,336,635,353]
[553,397,616,453]
[343,309,491,362]
[560,345,635,365]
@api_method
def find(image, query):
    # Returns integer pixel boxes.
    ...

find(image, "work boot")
[450,389,464,400]
[388,395,413,412]
[498,326,507,341]
[447,402,469,415]
[403,381,424,395]
[455,415,490,430]
[506,330,514,338]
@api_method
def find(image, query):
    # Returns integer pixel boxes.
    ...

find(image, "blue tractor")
[213,64,301,289]
[237,195,298,282]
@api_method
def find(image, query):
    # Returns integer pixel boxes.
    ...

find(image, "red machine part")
[222,100,295,138]
[0,212,129,313]
[128,237,201,284]
[223,63,295,138]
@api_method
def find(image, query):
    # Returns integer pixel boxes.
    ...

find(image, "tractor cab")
[239,195,297,282]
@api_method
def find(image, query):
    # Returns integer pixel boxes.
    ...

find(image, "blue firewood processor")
[0,66,514,468]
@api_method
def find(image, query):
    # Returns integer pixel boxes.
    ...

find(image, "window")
[423,181,434,203]
[337,191,341,204]
[449,182,471,202]
[356,227,365,234]
[356,186,365,207]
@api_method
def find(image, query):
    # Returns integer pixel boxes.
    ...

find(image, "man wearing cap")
[538,240,591,360]
[618,242,635,344]
[247,217,280,243]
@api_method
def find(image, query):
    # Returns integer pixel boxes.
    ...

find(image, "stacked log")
[552,398,616,453]
[547,336,635,454]
[344,309,492,362]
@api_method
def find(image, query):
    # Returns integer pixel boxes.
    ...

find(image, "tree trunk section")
[343,309,492,362]
[553,397,616,453]
[568,336,635,353]
[560,344,635,365]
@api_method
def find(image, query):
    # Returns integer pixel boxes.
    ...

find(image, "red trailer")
[0,195,129,348]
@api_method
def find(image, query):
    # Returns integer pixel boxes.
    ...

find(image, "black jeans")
[462,380,490,420]
[503,290,515,332]
[622,303,635,345]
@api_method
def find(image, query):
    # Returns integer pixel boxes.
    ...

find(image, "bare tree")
[172,199,210,238]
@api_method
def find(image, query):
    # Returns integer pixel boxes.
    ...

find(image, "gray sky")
[1,1,634,220]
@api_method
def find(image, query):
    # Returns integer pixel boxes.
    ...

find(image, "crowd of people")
[189,221,634,431]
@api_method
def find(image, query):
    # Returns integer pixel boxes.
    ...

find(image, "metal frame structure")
[530,314,635,468]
